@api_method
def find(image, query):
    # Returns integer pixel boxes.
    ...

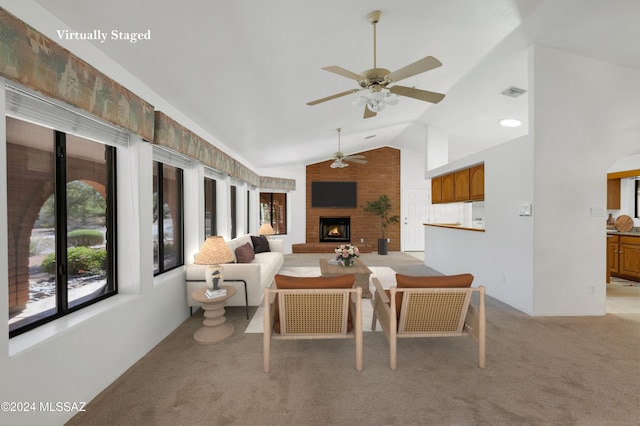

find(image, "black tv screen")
[312,181,357,208]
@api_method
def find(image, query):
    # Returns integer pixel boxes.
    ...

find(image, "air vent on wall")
[500,86,527,98]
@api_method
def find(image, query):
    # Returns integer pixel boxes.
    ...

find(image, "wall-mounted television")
[311,181,357,208]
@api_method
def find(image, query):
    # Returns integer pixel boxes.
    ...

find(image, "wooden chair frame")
[263,286,363,372]
[371,278,485,370]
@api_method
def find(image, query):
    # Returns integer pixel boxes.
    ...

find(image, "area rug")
[244,266,396,333]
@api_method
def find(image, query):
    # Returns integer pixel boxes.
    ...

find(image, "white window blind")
[152,145,192,169]
[5,83,129,148]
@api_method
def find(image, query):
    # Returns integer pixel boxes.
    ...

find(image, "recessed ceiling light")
[499,118,522,127]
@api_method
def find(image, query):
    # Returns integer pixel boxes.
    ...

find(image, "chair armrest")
[372,278,389,304]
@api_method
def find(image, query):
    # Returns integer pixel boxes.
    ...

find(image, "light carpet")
[245,266,396,333]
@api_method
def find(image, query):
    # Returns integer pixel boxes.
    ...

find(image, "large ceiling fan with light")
[307,10,445,119]
[330,128,367,168]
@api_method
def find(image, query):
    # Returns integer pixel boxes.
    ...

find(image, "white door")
[402,188,428,251]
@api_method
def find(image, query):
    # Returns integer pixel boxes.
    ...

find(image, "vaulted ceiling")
[28,0,640,170]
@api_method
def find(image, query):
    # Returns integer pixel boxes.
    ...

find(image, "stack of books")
[205,288,227,299]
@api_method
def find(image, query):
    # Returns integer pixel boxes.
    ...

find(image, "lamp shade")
[258,223,275,236]
[194,236,234,265]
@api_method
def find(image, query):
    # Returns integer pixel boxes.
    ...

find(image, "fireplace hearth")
[319,217,350,243]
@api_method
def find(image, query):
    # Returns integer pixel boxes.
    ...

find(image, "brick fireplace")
[319,217,350,243]
[293,146,401,253]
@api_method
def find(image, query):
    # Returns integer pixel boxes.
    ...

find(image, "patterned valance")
[260,176,296,191]
[0,8,154,140]
[0,7,294,191]
[154,111,295,190]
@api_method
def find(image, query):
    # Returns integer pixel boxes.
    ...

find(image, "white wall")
[531,45,640,315]
[425,136,535,314]
[425,46,640,316]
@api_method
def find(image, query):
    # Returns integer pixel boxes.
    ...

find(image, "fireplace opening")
[319,217,350,243]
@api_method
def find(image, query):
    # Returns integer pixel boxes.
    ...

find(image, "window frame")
[153,161,184,276]
[7,119,118,338]
[260,192,288,235]
[204,176,217,239]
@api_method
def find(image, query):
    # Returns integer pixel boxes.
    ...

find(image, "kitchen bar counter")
[607,229,640,237]
[424,223,485,232]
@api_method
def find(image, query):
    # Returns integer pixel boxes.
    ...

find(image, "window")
[230,185,237,239]
[204,177,217,239]
[260,192,287,235]
[7,117,117,337]
[153,162,184,275]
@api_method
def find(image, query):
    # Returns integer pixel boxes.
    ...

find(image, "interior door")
[402,188,428,251]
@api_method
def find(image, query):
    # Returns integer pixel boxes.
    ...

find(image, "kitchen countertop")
[607,228,640,237]
[424,223,485,232]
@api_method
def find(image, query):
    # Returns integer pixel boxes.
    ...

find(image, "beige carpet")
[66,252,640,426]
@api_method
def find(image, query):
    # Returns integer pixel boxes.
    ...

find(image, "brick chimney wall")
[304,146,401,252]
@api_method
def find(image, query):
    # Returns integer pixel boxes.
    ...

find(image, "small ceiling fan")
[330,128,367,168]
[307,10,445,119]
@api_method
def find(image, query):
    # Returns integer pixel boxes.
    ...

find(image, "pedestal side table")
[191,285,236,344]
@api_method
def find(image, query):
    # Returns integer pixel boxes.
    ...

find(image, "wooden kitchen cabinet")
[607,235,619,282]
[607,178,621,209]
[431,176,442,204]
[431,163,484,204]
[469,164,485,201]
[454,169,470,201]
[609,234,640,281]
[618,236,640,280]
[441,173,455,203]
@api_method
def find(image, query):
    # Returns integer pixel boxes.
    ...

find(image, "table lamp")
[258,223,275,236]
[194,236,234,290]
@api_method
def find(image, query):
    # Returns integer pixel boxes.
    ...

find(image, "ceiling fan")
[330,128,367,168]
[307,10,445,119]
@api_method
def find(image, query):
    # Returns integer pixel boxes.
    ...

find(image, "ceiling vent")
[500,86,527,98]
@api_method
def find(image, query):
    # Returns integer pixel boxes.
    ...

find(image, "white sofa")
[185,234,284,309]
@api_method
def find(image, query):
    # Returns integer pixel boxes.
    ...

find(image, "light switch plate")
[519,203,532,216]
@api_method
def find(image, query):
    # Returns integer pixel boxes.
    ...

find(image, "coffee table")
[319,258,372,298]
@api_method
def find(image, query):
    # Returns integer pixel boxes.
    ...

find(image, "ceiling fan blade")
[389,85,445,104]
[322,66,365,81]
[345,158,368,164]
[387,56,442,83]
[307,89,358,106]
[344,154,365,159]
[363,105,377,119]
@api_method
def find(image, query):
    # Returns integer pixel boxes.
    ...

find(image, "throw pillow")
[235,242,255,264]
[251,235,271,253]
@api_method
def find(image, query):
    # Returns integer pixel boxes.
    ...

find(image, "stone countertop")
[607,228,640,237]
[424,223,485,232]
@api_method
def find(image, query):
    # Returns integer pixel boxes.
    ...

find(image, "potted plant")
[362,194,399,255]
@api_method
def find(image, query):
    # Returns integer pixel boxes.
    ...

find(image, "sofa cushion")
[273,274,355,333]
[251,235,271,253]
[235,242,255,263]
[226,235,252,262]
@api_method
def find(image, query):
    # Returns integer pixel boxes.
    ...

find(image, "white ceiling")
[30,0,640,170]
